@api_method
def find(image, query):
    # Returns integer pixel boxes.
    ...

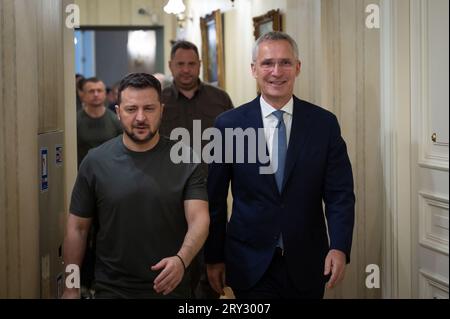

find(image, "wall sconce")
[137,7,158,25]
[163,0,191,31]
[175,12,192,30]
[163,0,186,15]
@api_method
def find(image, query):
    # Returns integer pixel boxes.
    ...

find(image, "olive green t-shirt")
[76,108,122,167]
[70,135,208,298]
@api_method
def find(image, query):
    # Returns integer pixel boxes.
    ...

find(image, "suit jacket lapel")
[245,97,280,195]
[244,97,264,129]
[282,96,312,191]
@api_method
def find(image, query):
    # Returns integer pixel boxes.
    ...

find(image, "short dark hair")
[170,40,199,59]
[81,77,104,91]
[117,73,161,105]
[76,78,85,91]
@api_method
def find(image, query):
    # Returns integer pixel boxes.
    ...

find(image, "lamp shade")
[163,0,186,15]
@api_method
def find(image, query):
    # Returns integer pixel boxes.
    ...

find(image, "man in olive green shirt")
[77,77,122,167]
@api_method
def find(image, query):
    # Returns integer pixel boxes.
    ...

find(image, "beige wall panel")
[323,0,382,299]
[120,0,133,25]
[96,0,121,25]
[37,0,63,133]
[1,0,21,298]
[15,0,40,298]
[63,0,77,220]
[223,0,255,106]
[286,0,322,105]
[362,0,382,299]
[0,0,8,299]
[76,0,87,25]
[320,0,337,112]
[0,0,71,298]
[75,0,170,26]
[86,0,98,25]
[338,0,358,153]
[324,1,359,298]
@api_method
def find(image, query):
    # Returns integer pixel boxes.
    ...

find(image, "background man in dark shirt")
[76,77,122,297]
[77,77,122,167]
[160,41,233,298]
[160,41,233,139]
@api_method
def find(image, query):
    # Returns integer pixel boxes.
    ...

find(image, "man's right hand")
[206,263,226,296]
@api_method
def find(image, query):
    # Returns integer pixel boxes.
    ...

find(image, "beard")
[123,127,157,144]
[122,118,161,145]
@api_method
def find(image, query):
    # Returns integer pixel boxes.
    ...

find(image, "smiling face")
[117,87,163,151]
[251,39,301,108]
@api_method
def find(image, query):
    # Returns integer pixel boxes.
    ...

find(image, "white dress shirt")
[260,96,293,250]
[260,95,293,162]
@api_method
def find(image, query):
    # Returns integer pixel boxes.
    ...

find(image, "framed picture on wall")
[200,10,225,88]
[253,9,282,40]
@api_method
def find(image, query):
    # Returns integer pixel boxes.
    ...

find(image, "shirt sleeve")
[183,163,208,201]
[69,158,96,218]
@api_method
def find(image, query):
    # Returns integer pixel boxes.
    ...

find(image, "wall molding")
[419,269,449,299]
[418,191,449,255]
[380,0,399,299]
[380,0,414,298]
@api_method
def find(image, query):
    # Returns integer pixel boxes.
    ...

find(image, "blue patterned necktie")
[272,110,287,251]
[272,110,287,192]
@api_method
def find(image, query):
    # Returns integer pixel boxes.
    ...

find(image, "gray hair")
[252,31,299,62]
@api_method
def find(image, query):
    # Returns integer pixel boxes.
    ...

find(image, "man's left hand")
[324,249,346,289]
[151,256,185,295]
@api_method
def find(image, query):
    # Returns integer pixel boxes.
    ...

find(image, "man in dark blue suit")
[204,32,355,299]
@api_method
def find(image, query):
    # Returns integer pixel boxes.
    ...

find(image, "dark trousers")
[233,248,325,299]
[190,247,220,299]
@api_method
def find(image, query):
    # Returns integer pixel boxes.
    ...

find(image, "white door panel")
[412,0,449,299]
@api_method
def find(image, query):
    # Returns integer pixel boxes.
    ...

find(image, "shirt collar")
[260,95,293,118]
[171,79,204,99]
